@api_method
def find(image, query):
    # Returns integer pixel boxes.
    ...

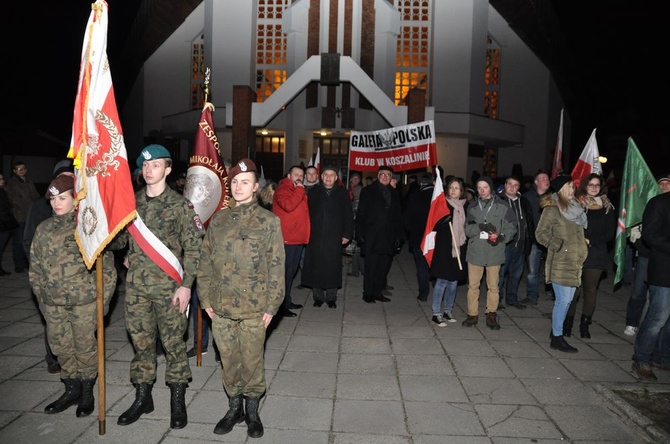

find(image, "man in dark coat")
[356,165,404,303]
[301,166,354,308]
[403,173,434,301]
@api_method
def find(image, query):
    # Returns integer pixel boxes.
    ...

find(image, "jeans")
[283,244,303,310]
[551,283,576,336]
[625,256,649,327]
[411,245,430,299]
[633,284,670,365]
[499,244,525,305]
[431,278,458,316]
[526,243,543,301]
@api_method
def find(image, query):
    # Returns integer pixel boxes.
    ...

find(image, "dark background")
[4,1,667,180]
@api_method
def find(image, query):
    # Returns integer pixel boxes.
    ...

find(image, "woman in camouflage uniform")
[29,174,117,417]
[198,158,285,439]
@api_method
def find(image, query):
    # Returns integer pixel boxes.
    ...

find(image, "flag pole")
[96,254,106,434]
[195,68,212,368]
[448,221,462,270]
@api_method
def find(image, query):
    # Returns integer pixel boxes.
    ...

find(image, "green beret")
[136,144,171,168]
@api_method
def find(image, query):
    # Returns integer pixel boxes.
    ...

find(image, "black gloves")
[479,222,497,233]
[479,222,503,246]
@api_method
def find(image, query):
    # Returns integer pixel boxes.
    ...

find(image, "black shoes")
[313,300,324,307]
[76,379,96,417]
[281,309,297,317]
[169,383,188,429]
[214,395,244,435]
[362,296,376,303]
[509,302,526,310]
[327,301,337,308]
[288,303,303,309]
[0,268,11,276]
[550,334,578,353]
[14,267,26,273]
[519,298,538,306]
[375,296,391,302]
[187,347,207,358]
[417,295,428,302]
[44,379,81,414]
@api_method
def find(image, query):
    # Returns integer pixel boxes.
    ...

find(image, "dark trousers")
[568,267,603,317]
[411,246,430,299]
[13,223,28,269]
[363,252,392,299]
[283,245,303,310]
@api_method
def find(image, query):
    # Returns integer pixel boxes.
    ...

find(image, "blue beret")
[137,144,171,168]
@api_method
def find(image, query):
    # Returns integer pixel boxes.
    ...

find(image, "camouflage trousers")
[42,302,98,380]
[212,315,267,398]
[125,283,191,384]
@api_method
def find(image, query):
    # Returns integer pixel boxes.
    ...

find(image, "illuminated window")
[484,35,500,119]
[256,135,285,154]
[255,0,290,102]
[394,0,430,105]
[191,36,205,110]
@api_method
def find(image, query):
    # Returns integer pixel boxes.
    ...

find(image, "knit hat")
[476,176,494,192]
[658,173,670,184]
[228,158,258,182]
[378,165,394,175]
[136,144,171,168]
[321,165,338,175]
[551,174,573,193]
[45,174,75,198]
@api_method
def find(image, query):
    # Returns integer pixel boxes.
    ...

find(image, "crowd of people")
[2,149,669,437]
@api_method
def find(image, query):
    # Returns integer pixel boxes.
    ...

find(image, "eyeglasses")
[587,183,601,188]
[378,172,392,178]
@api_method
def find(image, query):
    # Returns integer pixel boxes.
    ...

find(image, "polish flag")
[420,167,450,267]
[551,108,564,179]
[571,128,602,189]
[67,0,136,269]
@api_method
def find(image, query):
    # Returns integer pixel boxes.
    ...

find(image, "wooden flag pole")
[96,254,106,434]
[448,221,463,270]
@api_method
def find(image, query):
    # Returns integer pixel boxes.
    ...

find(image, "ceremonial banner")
[67,0,136,269]
[348,120,437,172]
[183,102,229,227]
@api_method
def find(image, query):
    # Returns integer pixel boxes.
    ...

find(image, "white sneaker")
[443,313,458,323]
[623,326,638,336]
[431,315,447,327]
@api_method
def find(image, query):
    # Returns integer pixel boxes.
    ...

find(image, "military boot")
[213,394,245,435]
[117,383,154,425]
[45,379,82,414]
[563,315,574,337]
[76,378,96,417]
[580,315,592,339]
[244,396,264,438]
[169,383,188,429]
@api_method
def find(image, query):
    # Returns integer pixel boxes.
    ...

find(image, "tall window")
[255,0,290,102]
[191,35,205,110]
[484,35,500,119]
[394,0,430,105]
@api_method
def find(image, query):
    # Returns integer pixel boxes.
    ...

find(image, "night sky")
[6,1,667,179]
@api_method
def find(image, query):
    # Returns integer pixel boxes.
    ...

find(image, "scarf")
[447,197,467,257]
[552,193,588,228]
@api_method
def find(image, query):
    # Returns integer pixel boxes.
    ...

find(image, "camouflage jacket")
[197,200,285,319]
[29,212,117,306]
[126,186,204,289]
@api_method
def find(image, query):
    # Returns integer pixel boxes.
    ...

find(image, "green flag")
[613,138,660,286]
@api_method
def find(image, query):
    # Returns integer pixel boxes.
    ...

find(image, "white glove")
[630,224,642,243]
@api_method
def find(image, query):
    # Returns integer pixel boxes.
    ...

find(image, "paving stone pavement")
[1,246,669,443]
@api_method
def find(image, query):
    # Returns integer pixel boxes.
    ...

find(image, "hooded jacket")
[535,195,589,286]
[464,194,517,266]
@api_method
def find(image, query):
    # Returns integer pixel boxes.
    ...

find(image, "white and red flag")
[420,167,450,267]
[571,128,602,189]
[550,108,564,179]
[312,147,321,176]
[183,102,230,228]
[67,0,136,269]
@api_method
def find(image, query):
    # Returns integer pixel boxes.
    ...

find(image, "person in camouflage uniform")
[198,158,285,439]
[117,144,204,430]
[29,174,118,418]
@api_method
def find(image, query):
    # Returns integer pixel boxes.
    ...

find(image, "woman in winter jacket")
[429,177,468,326]
[565,173,617,338]
[29,174,117,417]
[535,175,589,353]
